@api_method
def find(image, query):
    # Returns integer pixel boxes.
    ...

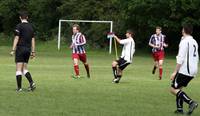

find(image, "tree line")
[0,0,200,51]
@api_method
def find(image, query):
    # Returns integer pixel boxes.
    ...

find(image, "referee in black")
[10,11,36,92]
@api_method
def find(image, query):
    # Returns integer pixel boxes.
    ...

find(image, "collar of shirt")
[21,20,28,23]
[182,35,193,40]
[127,37,133,39]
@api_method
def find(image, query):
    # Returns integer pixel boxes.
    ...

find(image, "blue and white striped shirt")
[149,34,166,53]
[72,32,86,54]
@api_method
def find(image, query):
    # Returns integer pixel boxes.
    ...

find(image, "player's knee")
[112,61,117,67]
[84,62,88,66]
[73,60,78,65]
[170,87,178,95]
[158,64,163,68]
[16,71,22,76]
[23,69,29,75]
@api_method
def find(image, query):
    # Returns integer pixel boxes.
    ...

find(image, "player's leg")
[112,61,118,79]
[73,58,80,77]
[115,69,122,83]
[152,61,158,74]
[72,53,80,78]
[23,63,36,91]
[170,87,184,114]
[15,47,24,91]
[152,53,158,74]
[170,73,198,114]
[80,54,90,78]
[16,63,23,91]
[83,62,90,78]
[158,60,163,80]
[158,51,165,80]
[113,58,130,83]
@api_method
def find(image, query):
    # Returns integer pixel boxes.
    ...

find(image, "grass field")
[0,41,199,116]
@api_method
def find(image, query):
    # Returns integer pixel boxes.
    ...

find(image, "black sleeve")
[14,24,20,36]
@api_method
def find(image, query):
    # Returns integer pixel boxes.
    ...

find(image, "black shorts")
[171,73,194,89]
[116,58,130,71]
[15,46,31,63]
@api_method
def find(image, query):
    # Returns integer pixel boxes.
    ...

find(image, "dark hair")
[156,26,162,31]
[183,24,193,35]
[72,24,80,31]
[19,11,28,19]
[126,29,134,36]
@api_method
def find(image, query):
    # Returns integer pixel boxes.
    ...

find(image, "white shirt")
[119,37,135,63]
[177,35,199,77]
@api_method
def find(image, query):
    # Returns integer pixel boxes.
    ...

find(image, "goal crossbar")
[58,19,113,54]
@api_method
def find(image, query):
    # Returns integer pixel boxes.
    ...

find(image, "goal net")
[57,19,113,54]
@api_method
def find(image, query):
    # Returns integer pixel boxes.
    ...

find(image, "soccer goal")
[57,19,113,54]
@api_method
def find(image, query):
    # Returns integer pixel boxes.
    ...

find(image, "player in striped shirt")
[149,26,168,80]
[170,24,199,115]
[70,24,90,78]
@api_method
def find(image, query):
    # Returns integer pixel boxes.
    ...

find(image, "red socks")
[159,68,163,79]
[74,65,79,76]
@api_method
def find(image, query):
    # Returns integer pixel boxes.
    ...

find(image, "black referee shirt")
[14,21,34,48]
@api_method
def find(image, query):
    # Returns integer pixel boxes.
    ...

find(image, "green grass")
[0,41,199,116]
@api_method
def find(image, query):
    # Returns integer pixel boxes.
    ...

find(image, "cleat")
[174,110,184,114]
[16,88,22,92]
[187,101,198,115]
[28,83,36,91]
[112,77,121,83]
[71,75,80,79]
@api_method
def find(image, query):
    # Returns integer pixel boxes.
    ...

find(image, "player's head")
[19,11,28,20]
[72,24,80,34]
[182,24,193,36]
[126,29,134,38]
[156,26,162,35]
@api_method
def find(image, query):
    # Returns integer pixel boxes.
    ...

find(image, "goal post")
[57,19,113,54]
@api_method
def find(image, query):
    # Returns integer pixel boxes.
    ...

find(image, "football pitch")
[0,42,199,116]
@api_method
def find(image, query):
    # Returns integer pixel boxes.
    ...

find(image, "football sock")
[24,72,34,85]
[159,68,163,78]
[152,65,157,73]
[177,90,193,104]
[16,71,22,89]
[112,67,117,79]
[176,93,183,111]
[74,65,79,76]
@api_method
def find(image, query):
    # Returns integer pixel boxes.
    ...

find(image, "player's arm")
[70,42,74,49]
[113,35,121,44]
[31,37,36,58]
[113,35,129,44]
[170,40,187,80]
[75,35,86,46]
[10,36,19,55]
[149,43,159,48]
[164,43,168,48]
